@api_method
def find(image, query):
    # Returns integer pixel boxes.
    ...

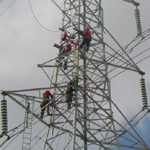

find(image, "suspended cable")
[1,105,47,149]
[2,132,21,150]
[133,110,150,127]
[105,28,150,72]
[50,0,78,30]
[48,0,150,76]
[111,101,148,147]
[27,0,59,32]
[110,51,150,80]
[3,116,42,149]
[30,126,47,149]
[105,28,150,79]
[1,1,150,149]
[0,0,16,18]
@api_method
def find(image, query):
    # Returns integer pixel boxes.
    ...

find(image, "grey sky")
[0,0,150,149]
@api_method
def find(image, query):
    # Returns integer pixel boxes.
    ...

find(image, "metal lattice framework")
[1,0,150,150]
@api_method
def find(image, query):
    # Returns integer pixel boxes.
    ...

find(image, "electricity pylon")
[1,0,150,150]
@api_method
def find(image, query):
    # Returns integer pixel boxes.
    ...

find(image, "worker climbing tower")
[0,0,150,150]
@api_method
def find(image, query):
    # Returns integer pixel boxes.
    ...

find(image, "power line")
[106,28,150,79]
[27,0,59,33]
[110,51,150,80]
[0,0,16,18]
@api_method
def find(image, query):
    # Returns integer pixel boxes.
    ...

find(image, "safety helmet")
[44,90,51,95]
[68,82,71,86]
[61,33,67,41]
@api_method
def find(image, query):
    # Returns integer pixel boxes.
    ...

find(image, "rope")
[74,46,78,73]
[50,62,57,88]
[50,0,78,30]
[110,49,150,80]
[104,28,150,79]
[28,0,60,33]
[2,94,59,149]
[0,0,16,18]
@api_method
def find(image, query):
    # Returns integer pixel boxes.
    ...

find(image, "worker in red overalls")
[40,90,53,119]
[80,27,92,51]
[56,43,72,63]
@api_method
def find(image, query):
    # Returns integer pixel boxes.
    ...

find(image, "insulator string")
[140,77,148,110]
[135,8,142,36]
[1,98,8,135]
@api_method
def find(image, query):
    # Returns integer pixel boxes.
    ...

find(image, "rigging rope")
[28,0,60,33]
[47,0,150,84]
[104,28,150,77]
[106,28,150,79]
[1,1,149,149]
[0,0,16,18]
[50,62,57,88]
[110,50,150,80]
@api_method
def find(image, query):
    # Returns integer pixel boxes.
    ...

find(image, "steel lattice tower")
[1,0,150,150]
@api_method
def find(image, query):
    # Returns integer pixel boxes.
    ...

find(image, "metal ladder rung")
[22,98,34,150]
[22,147,30,150]
[23,132,31,135]
[25,127,32,130]
[23,137,31,139]
[23,142,30,145]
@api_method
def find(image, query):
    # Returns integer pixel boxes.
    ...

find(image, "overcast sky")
[0,0,150,149]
